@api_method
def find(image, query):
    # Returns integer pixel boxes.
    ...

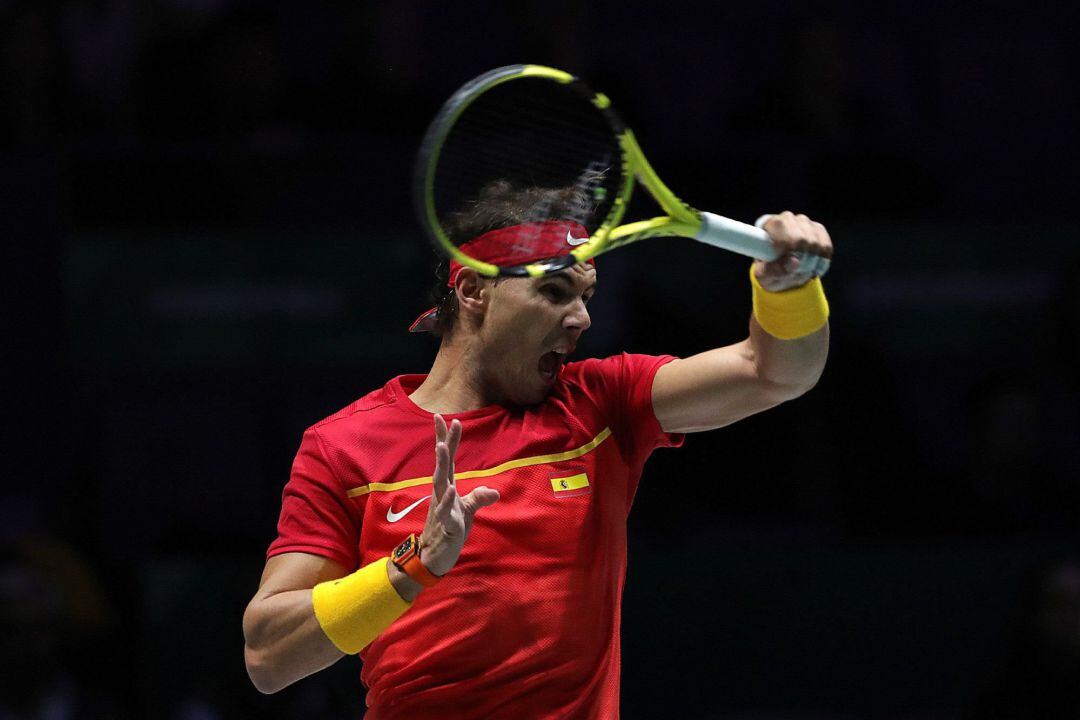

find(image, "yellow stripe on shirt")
[345,427,612,498]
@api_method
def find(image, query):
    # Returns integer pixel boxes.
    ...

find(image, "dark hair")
[426,177,600,336]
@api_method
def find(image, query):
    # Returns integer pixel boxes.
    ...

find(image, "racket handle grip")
[695,212,779,261]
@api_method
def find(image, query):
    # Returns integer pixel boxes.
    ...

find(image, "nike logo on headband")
[386,496,430,523]
[566,230,588,246]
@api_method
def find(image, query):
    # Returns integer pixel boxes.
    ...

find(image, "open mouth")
[537,350,568,383]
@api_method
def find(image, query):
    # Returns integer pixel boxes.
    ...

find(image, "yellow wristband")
[750,266,830,340]
[311,557,411,655]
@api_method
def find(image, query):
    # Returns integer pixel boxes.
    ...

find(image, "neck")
[409,331,501,413]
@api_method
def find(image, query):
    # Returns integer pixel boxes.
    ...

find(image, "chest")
[346,417,629,565]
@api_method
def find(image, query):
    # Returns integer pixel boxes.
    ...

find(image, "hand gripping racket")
[414,64,830,279]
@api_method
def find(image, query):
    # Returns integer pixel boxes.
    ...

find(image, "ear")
[454,268,489,322]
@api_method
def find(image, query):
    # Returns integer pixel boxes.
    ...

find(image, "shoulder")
[552,353,679,413]
[308,377,403,442]
[559,352,679,388]
[295,377,426,482]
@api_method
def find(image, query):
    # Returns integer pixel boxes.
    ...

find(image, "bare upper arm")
[651,340,792,434]
[253,552,350,601]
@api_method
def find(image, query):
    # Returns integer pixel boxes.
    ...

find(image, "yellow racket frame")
[418,65,711,278]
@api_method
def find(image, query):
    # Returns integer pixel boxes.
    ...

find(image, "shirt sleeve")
[577,352,685,471]
[266,427,360,570]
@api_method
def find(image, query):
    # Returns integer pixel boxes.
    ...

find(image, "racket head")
[414,65,633,278]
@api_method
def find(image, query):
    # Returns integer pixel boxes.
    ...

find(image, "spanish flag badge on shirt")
[550,472,590,498]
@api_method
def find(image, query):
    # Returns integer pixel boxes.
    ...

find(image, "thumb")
[462,486,500,515]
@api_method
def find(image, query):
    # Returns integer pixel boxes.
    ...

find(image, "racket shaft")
[695,212,778,261]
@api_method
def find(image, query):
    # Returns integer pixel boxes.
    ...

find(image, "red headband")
[410,220,594,333]
[446,220,593,286]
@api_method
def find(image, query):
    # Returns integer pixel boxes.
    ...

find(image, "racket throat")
[618,130,697,225]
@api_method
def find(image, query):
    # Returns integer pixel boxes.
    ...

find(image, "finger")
[791,222,812,252]
[433,415,451,495]
[803,216,816,255]
[769,212,813,254]
[778,250,814,283]
[432,440,450,500]
[443,422,460,488]
[762,212,790,245]
[759,247,796,275]
[448,419,462,467]
[435,484,462,527]
[435,481,457,516]
[783,252,802,275]
[461,486,500,515]
[795,213,813,239]
[810,221,834,259]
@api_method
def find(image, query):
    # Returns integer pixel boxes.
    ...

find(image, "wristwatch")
[390,533,442,588]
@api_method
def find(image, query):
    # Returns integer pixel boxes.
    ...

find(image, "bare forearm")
[243,588,343,694]
[745,210,832,394]
[243,560,424,694]
[749,314,829,394]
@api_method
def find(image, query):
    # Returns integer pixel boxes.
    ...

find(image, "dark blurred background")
[3,0,1080,718]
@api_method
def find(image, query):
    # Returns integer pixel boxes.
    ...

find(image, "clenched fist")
[753,211,833,292]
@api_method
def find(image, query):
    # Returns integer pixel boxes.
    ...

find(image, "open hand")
[418,414,500,576]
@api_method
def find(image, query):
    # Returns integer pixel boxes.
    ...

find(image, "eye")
[541,285,567,302]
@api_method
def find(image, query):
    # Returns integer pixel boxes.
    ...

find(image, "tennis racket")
[414,64,830,279]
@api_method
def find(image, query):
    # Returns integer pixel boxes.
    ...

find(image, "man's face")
[475,263,596,406]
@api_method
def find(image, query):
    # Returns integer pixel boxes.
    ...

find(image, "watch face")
[392,535,415,562]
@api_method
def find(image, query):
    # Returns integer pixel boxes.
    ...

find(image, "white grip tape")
[695,211,779,261]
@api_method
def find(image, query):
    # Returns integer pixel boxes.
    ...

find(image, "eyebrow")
[544,272,597,294]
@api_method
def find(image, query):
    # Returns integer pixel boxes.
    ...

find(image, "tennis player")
[243,184,832,718]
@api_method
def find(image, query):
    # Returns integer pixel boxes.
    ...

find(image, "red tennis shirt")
[267,352,684,719]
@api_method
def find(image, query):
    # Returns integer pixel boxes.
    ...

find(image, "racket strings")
[438,134,614,208]
[432,78,622,254]
[440,131,614,192]
[444,106,613,163]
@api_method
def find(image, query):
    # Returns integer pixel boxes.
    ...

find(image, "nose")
[565,297,591,332]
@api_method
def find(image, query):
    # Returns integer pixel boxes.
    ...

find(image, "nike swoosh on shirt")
[566,230,588,246]
[386,496,430,523]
